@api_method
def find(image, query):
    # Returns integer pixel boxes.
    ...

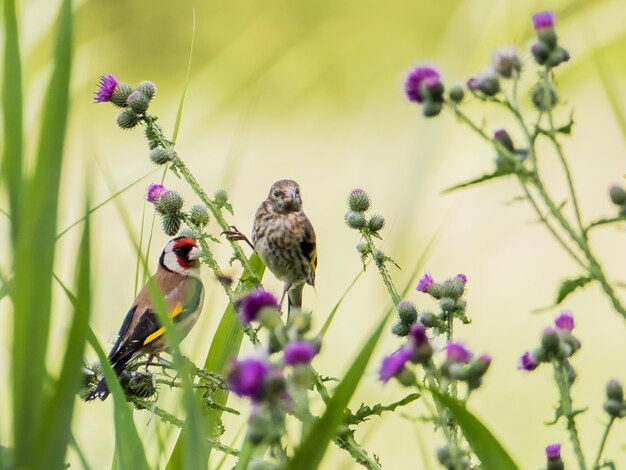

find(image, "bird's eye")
[273,190,284,198]
[295,188,300,194]
[174,248,184,256]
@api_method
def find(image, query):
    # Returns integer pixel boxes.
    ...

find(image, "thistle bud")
[155,190,184,215]
[609,185,626,205]
[214,189,229,206]
[149,146,173,165]
[441,277,465,299]
[368,214,385,232]
[417,311,438,328]
[161,213,182,236]
[391,321,410,337]
[246,411,272,445]
[422,100,442,118]
[606,379,624,402]
[190,204,210,227]
[531,41,550,65]
[546,47,570,68]
[398,301,418,324]
[111,83,133,108]
[373,249,386,264]
[448,83,465,103]
[491,47,522,79]
[348,188,370,212]
[531,83,558,112]
[356,242,369,254]
[144,123,162,149]
[603,399,623,418]
[439,297,456,313]
[345,210,367,229]
[127,91,150,114]
[541,327,560,354]
[136,80,156,100]
[116,109,140,129]
[286,310,312,334]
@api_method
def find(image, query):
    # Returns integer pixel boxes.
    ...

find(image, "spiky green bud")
[214,189,229,206]
[603,399,623,418]
[606,379,624,402]
[178,228,196,240]
[398,301,418,324]
[111,83,133,108]
[531,83,558,112]
[610,186,626,205]
[391,321,410,337]
[136,81,156,100]
[373,249,386,263]
[345,210,367,229]
[161,213,182,236]
[156,190,184,215]
[448,84,465,103]
[418,311,438,328]
[144,123,162,149]
[368,214,385,232]
[246,412,272,445]
[348,189,370,212]
[127,91,150,114]
[116,109,140,130]
[422,100,442,118]
[190,204,210,227]
[149,146,174,165]
[356,242,369,254]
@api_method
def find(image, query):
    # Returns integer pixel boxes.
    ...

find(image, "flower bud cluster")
[145,183,209,236]
[603,379,626,419]
[230,288,321,444]
[530,12,570,69]
[609,185,626,216]
[416,272,469,329]
[404,66,446,116]
[94,74,157,130]
[519,311,581,372]
[441,342,492,391]
[379,324,433,386]
[436,445,471,470]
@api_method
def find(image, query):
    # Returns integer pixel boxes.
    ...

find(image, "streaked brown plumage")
[86,237,203,401]
[252,179,317,315]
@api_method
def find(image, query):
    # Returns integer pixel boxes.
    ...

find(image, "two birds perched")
[87,179,316,401]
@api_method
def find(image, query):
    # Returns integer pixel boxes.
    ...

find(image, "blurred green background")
[2,0,626,467]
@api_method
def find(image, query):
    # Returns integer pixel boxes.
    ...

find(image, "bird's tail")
[85,359,128,401]
[287,283,304,321]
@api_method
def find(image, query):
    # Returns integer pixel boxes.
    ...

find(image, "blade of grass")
[318,268,365,337]
[430,389,520,469]
[33,202,91,469]
[171,8,196,144]
[167,254,265,469]
[10,0,72,466]
[2,0,23,243]
[53,276,150,469]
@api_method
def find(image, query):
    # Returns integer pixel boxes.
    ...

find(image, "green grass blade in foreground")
[286,305,394,470]
[33,207,91,469]
[430,389,520,470]
[318,268,365,337]
[167,254,265,469]
[2,0,23,243]
[171,9,196,144]
[10,0,72,466]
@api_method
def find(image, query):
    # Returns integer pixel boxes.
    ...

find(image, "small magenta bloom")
[283,341,317,366]
[554,311,574,331]
[533,11,555,30]
[455,273,467,285]
[405,66,441,103]
[545,443,561,460]
[237,289,279,324]
[446,342,473,363]
[379,348,411,383]
[519,351,538,371]
[146,183,168,203]
[416,273,434,293]
[94,74,118,103]
[409,324,429,347]
[227,358,270,400]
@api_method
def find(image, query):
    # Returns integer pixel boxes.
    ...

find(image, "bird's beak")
[289,190,300,204]
[188,246,203,260]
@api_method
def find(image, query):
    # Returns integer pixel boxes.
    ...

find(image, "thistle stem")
[591,417,615,470]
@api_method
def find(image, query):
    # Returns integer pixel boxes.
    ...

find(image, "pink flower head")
[146,183,168,203]
[446,341,473,364]
[533,11,555,31]
[416,273,434,293]
[455,273,467,285]
[227,357,270,400]
[283,341,317,366]
[94,74,118,103]
[519,351,538,371]
[379,348,411,383]
[554,311,574,331]
[405,66,441,103]
[236,289,280,325]
[545,443,561,460]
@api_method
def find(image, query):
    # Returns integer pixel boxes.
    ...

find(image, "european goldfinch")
[251,179,317,315]
[86,236,204,401]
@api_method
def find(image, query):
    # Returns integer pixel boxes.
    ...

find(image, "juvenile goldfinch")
[86,236,204,401]
[252,179,317,315]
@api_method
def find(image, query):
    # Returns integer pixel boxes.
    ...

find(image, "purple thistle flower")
[455,273,467,285]
[146,183,168,203]
[236,289,280,325]
[94,74,118,103]
[554,311,574,331]
[416,273,434,293]
[379,348,411,383]
[405,66,441,103]
[533,11,555,31]
[545,443,561,460]
[283,341,317,366]
[519,351,538,371]
[409,324,429,347]
[446,342,473,364]
[227,357,270,400]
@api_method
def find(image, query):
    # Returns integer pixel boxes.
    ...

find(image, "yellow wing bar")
[143,303,184,346]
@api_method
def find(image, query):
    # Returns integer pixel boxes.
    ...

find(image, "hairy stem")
[362,231,401,306]
[591,417,615,470]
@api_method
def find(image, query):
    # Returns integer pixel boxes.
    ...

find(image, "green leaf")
[286,306,394,470]
[344,393,420,426]
[556,276,592,304]
[33,202,92,469]
[10,0,72,466]
[2,0,23,243]
[556,113,575,135]
[442,171,510,193]
[430,389,520,469]
[167,254,265,469]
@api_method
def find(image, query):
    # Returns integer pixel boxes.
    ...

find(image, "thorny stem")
[553,362,587,470]
[362,231,401,306]
[591,417,615,470]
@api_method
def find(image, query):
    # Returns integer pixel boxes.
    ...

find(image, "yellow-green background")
[2,0,626,467]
